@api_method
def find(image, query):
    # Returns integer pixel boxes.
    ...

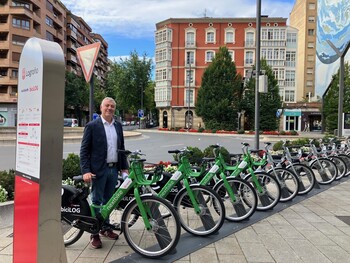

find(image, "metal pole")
[140,83,143,129]
[254,0,261,150]
[89,74,94,122]
[327,40,350,137]
[187,52,191,130]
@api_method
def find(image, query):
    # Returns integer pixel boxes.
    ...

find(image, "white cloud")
[61,0,294,39]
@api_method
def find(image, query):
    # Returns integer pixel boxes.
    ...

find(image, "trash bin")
[334,129,338,136]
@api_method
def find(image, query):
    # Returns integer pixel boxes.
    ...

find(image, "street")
[0,131,256,171]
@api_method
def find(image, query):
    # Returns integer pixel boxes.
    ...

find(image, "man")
[80,97,129,249]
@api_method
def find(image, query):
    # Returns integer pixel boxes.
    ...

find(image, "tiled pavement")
[2,180,350,263]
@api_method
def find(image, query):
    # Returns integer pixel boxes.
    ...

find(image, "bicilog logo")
[21,67,39,80]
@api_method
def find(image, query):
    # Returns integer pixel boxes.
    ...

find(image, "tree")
[106,51,154,119]
[196,46,242,130]
[323,62,350,132]
[241,59,281,131]
[64,71,89,125]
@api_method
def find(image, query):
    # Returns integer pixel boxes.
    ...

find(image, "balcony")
[0,41,9,49]
[0,92,17,103]
[0,22,9,31]
[9,6,33,19]
[0,57,10,67]
[67,53,78,64]
[0,75,17,85]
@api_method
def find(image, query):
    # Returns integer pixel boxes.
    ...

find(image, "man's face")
[100,99,116,120]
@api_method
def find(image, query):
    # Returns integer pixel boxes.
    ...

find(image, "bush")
[237,129,245,134]
[203,146,231,163]
[290,130,298,135]
[0,169,15,201]
[0,185,8,202]
[198,127,205,133]
[211,129,217,133]
[62,153,81,180]
[279,130,286,135]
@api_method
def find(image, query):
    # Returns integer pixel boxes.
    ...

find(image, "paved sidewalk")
[2,178,350,263]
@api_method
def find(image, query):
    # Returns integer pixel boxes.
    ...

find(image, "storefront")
[283,109,301,131]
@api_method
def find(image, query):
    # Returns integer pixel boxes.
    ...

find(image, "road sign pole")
[89,75,94,121]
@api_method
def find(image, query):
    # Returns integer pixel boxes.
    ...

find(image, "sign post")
[77,42,101,121]
[13,38,67,263]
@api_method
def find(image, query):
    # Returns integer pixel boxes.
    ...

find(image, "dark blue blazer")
[80,117,129,176]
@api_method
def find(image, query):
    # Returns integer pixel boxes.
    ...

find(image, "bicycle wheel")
[338,154,350,177]
[244,172,281,211]
[330,156,347,180]
[268,167,299,202]
[309,158,337,185]
[173,185,225,236]
[121,195,180,259]
[213,177,257,222]
[61,199,90,246]
[288,163,315,195]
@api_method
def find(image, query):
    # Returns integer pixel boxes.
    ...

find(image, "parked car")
[64,118,78,127]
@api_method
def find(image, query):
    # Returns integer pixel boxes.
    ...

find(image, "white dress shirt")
[101,116,118,163]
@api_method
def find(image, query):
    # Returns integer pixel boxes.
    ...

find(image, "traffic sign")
[93,113,99,120]
[138,109,144,118]
[76,42,101,82]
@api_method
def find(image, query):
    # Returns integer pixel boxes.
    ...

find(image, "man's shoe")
[90,235,102,249]
[99,229,119,240]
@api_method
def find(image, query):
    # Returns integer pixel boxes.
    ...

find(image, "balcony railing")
[245,40,255,47]
[185,41,196,48]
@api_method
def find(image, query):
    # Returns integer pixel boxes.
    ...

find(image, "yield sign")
[76,42,101,82]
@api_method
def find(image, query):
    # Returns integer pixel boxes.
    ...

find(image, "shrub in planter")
[62,153,81,180]
[0,185,8,202]
[203,145,230,163]
[290,130,298,135]
[211,129,217,133]
[172,146,204,165]
[237,129,245,134]
[0,169,15,201]
[279,130,286,135]
[198,127,205,133]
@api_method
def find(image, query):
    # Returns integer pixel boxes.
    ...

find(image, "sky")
[60,0,296,62]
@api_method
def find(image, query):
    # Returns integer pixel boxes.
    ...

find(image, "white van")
[64,118,78,127]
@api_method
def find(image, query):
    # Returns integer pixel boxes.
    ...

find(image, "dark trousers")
[91,166,119,233]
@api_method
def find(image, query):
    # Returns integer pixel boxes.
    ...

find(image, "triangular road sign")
[76,42,101,82]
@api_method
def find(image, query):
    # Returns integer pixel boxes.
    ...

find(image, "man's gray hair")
[102,97,116,106]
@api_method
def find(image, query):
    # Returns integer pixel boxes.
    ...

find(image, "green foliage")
[0,169,15,201]
[184,147,204,165]
[62,153,81,180]
[106,51,156,120]
[203,146,231,163]
[198,127,205,133]
[323,62,350,132]
[0,185,8,202]
[290,130,298,135]
[65,71,89,124]
[241,59,282,131]
[279,130,286,135]
[237,129,245,134]
[195,46,242,130]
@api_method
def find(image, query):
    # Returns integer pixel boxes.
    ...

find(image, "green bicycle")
[61,150,181,258]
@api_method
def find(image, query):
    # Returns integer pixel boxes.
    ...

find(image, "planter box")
[0,201,13,229]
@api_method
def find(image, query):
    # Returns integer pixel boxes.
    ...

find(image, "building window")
[307,55,314,61]
[307,67,313,74]
[245,51,254,65]
[225,29,235,43]
[306,80,313,87]
[46,16,53,27]
[46,0,53,13]
[286,51,296,67]
[184,89,194,105]
[228,50,235,61]
[307,42,314,48]
[287,33,297,46]
[12,18,30,30]
[12,34,28,46]
[46,31,54,41]
[309,3,316,9]
[12,0,30,9]
[308,29,315,36]
[308,16,315,23]
[186,51,194,64]
[205,51,215,62]
[285,70,295,87]
[186,31,195,47]
[205,28,216,43]
[245,31,254,46]
[185,69,194,85]
[12,52,21,62]
[285,90,295,102]
[12,69,18,78]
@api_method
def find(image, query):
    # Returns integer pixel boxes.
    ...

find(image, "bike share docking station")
[13,38,67,263]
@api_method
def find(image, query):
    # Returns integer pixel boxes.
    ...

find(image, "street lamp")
[254,0,261,150]
[186,51,192,130]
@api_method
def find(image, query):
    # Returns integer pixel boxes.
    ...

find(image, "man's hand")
[83,172,95,183]
[121,169,129,180]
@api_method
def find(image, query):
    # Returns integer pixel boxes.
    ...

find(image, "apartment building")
[0,0,108,126]
[154,17,301,130]
[290,0,317,102]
